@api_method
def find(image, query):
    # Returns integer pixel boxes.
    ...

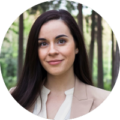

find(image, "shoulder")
[9,86,16,94]
[86,85,110,100]
[86,84,110,109]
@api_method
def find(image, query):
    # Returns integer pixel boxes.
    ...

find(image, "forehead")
[38,19,71,38]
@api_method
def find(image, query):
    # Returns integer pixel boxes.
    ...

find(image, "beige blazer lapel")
[70,77,93,119]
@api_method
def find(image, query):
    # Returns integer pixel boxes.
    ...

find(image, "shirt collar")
[42,85,74,96]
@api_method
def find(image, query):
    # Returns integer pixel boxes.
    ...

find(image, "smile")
[47,60,63,65]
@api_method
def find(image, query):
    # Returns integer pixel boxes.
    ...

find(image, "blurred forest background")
[0,0,119,91]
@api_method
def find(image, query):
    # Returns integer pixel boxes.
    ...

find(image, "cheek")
[67,49,76,61]
[64,41,76,54]
[60,43,76,60]
[38,49,46,63]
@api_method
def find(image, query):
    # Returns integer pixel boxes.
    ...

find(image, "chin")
[47,70,65,76]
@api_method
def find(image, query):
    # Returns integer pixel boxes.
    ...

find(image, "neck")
[45,67,75,93]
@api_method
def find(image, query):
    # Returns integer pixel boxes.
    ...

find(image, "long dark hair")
[11,9,93,110]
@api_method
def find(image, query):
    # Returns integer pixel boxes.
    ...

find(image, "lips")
[48,60,62,62]
[47,60,63,65]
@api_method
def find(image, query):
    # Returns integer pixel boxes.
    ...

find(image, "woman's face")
[38,19,78,76]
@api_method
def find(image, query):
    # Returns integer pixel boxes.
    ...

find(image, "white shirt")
[33,86,74,120]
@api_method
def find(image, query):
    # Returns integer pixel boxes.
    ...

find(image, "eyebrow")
[38,34,68,41]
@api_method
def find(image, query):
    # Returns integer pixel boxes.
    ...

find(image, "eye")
[38,42,48,47]
[38,39,66,47]
[59,39,66,43]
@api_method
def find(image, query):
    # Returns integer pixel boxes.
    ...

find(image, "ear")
[75,48,79,54]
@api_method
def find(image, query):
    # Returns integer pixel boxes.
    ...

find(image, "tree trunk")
[97,14,103,88]
[17,13,23,81]
[111,30,115,88]
[112,40,120,90]
[89,10,95,74]
[77,3,83,34]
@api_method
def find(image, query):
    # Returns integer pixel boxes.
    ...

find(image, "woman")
[9,9,110,119]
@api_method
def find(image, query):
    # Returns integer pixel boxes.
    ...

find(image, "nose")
[48,43,58,56]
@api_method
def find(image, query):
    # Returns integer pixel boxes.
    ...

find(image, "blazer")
[9,77,110,119]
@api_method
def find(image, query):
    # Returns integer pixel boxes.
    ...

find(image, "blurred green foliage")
[0,22,18,89]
